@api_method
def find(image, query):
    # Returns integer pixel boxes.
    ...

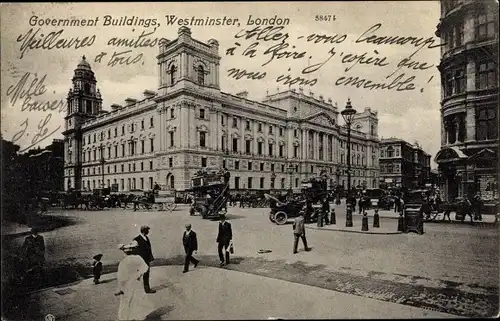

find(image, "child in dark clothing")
[92,254,103,284]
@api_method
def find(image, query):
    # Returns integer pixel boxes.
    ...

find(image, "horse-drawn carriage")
[189,167,229,219]
[121,188,176,211]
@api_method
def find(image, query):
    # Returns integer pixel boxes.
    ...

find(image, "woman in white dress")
[114,241,155,320]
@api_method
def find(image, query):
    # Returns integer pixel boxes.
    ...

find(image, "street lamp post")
[271,171,276,193]
[287,163,294,197]
[341,98,357,227]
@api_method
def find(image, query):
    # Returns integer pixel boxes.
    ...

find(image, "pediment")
[304,112,335,127]
[268,137,275,144]
[244,134,253,141]
[231,132,240,139]
[197,124,209,132]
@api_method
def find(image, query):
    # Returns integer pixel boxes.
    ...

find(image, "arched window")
[170,175,175,189]
[84,83,91,94]
[170,65,176,85]
[86,101,92,114]
[200,132,206,147]
[197,66,204,85]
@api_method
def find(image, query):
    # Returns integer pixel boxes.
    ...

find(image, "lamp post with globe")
[341,98,357,227]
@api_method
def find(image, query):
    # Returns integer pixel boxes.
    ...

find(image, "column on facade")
[253,121,258,155]
[466,106,475,142]
[178,104,185,148]
[315,131,320,160]
[287,126,294,158]
[301,129,306,159]
[240,117,245,154]
[455,116,461,143]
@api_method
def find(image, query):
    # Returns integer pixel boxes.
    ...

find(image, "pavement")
[307,213,402,234]
[3,266,458,321]
[2,205,498,319]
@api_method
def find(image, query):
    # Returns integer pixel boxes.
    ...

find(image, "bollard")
[331,209,336,225]
[361,211,369,231]
[373,208,380,228]
[317,209,324,227]
[397,210,404,232]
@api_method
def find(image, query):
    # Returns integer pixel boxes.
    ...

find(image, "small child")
[92,254,103,284]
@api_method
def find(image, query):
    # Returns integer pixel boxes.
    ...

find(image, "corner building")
[63,27,380,192]
[434,0,498,202]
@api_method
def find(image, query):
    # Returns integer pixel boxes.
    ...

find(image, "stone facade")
[379,138,431,190]
[435,0,498,202]
[63,27,380,192]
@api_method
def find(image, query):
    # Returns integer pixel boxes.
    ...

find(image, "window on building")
[140,178,144,190]
[281,164,285,172]
[141,162,144,171]
[141,120,144,130]
[114,165,117,173]
[235,161,240,170]
[248,161,253,170]
[246,120,250,130]
[149,177,153,190]
[121,164,124,172]
[257,142,263,155]
[294,146,298,158]
[128,164,131,172]
[279,145,284,157]
[396,149,400,157]
[93,150,96,161]
[234,177,240,190]
[476,60,497,90]
[245,140,251,154]
[170,132,174,147]
[121,144,125,157]
[260,177,264,189]
[268,144,273,156]
[310,165,314,173]
[170,65,176,84]
[476,106,498,141]
[476,11,496,40]
[150,117,154,128]
[295,178,299,188]
[120,179,124,190]
[248,177,253,189]
[222,136,226,151]
[170,108,175,119]
[114,146,118,158]
[107,130,111,139]
[200,132,206,148]
[269,126,273,134]
[260,163,264,171]
[387,164,394,173]
[258,123,262,132]
[169,157,173,167]
[131,123,135,133]
[279,127,284,136]
[127,178,131,190]
[197,65,204,85]
[122,125,125,135]
[221,115,225,126]
[200,109,205,119]
[93,134,96,143]
[201,157,207,167]
[130,141,135,156]
[141,141,145,154]
[133,163,136,172]
[132,178,136,190]
[150,161,153,170]
[340,154,344,164]
[232,117,238,128]
[294,129,298,137]
[230,138,236,152]
[280,178,285,189]
[271,163,275,172]
[223,160,227,170]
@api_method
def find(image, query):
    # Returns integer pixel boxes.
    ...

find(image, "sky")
[1,1,442,166]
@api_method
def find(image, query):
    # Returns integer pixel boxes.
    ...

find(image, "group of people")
[112,216,233,320]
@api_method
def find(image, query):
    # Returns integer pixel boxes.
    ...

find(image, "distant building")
[24,139,65,192]
[434,0,498,202]
[379,138,431,190]
[62,27,380,192]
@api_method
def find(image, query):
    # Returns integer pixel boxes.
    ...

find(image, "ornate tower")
[63,55,102,190]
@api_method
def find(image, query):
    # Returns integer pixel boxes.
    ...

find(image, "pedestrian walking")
[322,197,330,224]
[216,216,233,266]
[115,242,154,321]
[293,212,310,254]
[21,227,45,284]
[92,254,103,284]
[473,193,483,221]
[182,224,199,273]
[133,225,156,293]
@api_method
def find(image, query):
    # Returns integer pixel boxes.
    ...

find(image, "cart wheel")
[269,212,276,223]
[274,211,288,225]
[167,203,177,212]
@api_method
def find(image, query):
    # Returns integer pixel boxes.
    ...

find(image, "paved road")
[4,204,498,318]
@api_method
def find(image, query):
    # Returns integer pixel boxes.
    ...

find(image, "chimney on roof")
[236,91,248,98]
[319,95,324,101]
[328,98,332,104]
[111,104,122,111]
[125,98,137,106]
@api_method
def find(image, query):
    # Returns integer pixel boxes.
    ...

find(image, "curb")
[306,225,403,235]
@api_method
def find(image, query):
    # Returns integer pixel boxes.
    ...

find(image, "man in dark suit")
[216,216,232,266]
[21,227,45,283]
[293,212,310,254]
[133,225,155,293]
[182,224,199,273]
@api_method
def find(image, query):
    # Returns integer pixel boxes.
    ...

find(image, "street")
[3,203,498,319]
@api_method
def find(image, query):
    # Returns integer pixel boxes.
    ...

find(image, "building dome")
[76,55,92,71]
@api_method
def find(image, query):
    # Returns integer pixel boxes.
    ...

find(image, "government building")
[434,0,498,203]
[63,27,380,192]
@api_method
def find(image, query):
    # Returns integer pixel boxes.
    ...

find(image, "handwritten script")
[226,24,443,93]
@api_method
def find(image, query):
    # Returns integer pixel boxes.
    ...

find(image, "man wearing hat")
[216,215,232,266]
[21,227,46,281]
[92,254,103,284]
[133,225,155,293]
[182,224,199,273]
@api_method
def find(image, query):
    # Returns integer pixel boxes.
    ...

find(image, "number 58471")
[315,15,336,22]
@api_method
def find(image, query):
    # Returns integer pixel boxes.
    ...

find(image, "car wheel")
[275,211,287,225]
[269,212,276,222]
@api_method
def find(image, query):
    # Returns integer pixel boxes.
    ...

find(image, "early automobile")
[189,167,229,219]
